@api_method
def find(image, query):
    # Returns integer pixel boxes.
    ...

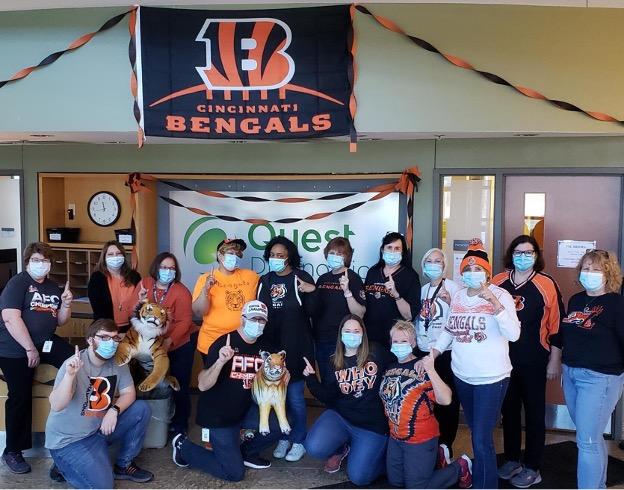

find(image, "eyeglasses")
[160,266,176,271]
[30,258,51,264]
[512,251,535,258]
[95,334,122,343]
[244,317,267,325]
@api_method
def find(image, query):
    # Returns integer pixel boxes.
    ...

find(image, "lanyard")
[152,282,171,305]
[423,279,445,333]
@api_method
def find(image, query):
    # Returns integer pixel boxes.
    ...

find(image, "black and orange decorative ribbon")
[348,4,359,153]
[128,8,144,148]
[355,5,624,127]
[0,10,133,89]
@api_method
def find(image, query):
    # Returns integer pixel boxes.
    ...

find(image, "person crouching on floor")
[379,320,472,489]
[45,318,153,488]
[171,300,285,481]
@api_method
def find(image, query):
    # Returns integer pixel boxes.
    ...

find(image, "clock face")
[88,192,121,227]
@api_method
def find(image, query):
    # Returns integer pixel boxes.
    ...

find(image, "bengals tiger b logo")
[195,18,295,91]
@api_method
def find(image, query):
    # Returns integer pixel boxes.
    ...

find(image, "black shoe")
[172,433,189,468]
[113,461,154,483]
[49,464,66,483]
[1,451,31,474]
[243,455,271,469]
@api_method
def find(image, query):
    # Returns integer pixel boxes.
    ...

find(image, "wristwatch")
[110,404,121,414]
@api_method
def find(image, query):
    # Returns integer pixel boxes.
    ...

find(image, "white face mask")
[105,256,125,271]
[28,261,50,280]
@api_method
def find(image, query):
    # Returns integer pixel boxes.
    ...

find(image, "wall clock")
[87,191,121,227]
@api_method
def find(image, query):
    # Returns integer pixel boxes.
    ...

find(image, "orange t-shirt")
[107,275,138,327]
[193,268,259,354]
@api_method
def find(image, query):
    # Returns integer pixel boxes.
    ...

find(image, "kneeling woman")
[380,320,472,489]
[303,315,390,485]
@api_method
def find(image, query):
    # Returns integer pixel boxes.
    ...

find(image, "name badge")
[42,341,53,353]
[202,428,210,442]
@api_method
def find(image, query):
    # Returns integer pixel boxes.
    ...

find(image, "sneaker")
[457,454,473,489]
[113,461,154,483]
[498,460,523,480]
[1,451,31,474]
[172,433,189,468]
[511,468,542,488]
[285,443,306,462]
[324,445,350,473]
[437,443,451,469]
[243,455,271,469]
[273,440,291,459]
[49,464,66,483]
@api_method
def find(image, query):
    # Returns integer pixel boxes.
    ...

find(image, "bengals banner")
[134,6,354,142]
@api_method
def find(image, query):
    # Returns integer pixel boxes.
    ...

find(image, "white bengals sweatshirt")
[435,284,521,385]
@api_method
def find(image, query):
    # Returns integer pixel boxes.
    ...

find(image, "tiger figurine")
[114,302,180,392]
[252,350,291,435]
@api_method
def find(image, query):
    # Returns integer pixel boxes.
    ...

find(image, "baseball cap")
[242,300,268,320]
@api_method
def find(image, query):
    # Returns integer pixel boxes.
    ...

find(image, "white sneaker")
[273,440,291,459]
[285,443,306,462]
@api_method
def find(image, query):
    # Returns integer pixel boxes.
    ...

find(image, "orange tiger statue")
[115,302,180,392]
[252,350,291,435]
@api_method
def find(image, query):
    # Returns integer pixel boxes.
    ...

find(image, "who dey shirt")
[196,330,271,428]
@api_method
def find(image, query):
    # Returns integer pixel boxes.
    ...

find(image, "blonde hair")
[389,320,416,344]
[333,314,370,370]
[420,248,449,275]
[577,250,622,294]
[218,242,243,256]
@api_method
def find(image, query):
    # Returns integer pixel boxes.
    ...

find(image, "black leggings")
[0,335,74,453]
[416,349,460,453]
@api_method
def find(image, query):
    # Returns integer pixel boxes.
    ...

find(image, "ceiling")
[0,0,622,11]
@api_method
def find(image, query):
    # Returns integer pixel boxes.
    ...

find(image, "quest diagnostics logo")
[183,217,227,264]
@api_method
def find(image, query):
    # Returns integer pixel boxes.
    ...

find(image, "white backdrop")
[168,190,400,291]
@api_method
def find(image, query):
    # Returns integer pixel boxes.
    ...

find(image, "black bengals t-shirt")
[558,292,624,375]
[0,272,62,358]
[314,269,366,343]
[196,330,271,428]
[364,265,421,347]
[258,269,314,382]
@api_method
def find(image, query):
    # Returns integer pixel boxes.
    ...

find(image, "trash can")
[137,385,174,449]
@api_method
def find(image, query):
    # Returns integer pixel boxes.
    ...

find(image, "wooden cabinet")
[47,243,132,299]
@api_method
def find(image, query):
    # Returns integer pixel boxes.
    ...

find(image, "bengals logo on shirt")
[563,306,604,330]
[81,376,118,417]
[513,295,525,312]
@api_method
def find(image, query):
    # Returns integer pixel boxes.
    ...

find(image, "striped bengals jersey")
[492,271,564,365]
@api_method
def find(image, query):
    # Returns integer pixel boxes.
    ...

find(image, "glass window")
[441,175,495,282]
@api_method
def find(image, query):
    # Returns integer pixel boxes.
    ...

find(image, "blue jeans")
[455,376,509,489]
[563,365,624,489]
[50,400,151,489]
[169,337,196,433]
[315,341,336,385]
[305,409,387,486]
[386,436,460,489]
[180,404,283,481]
[278,380,307,444]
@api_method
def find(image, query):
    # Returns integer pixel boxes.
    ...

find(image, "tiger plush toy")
[252,350,291,435]
[115,302,180,392]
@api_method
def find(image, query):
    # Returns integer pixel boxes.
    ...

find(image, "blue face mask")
[268,258,287,273]
[423,263,443,280]
[391,343,413,361]
[222,253,240,272]
[341,332,362,349]
[158,268,175,284]
[512,255,535,272]
[28,262,50,280]
[579,271,604,292]
[383,251,402,266]
[105,256,125,271]
[95,339,118,359]
[327,253,344,270]
[462,271,487,289]
[243,319,264,339]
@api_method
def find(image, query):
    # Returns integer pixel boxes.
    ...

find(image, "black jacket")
[87,269,141,321]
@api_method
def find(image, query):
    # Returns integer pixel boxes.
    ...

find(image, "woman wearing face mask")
[88,240,141,333]
[303,314,391,482]
[492,235,564,488]
[364,232,421,347]
[134,252,194,435]
[257,236,315,462]
[415,248,461,458]
[554,250,624,489]
[432,239,520,489]
[192,238,259,356]
[314,237,366,384]
[380,320,473,489]
[0,242,74,474]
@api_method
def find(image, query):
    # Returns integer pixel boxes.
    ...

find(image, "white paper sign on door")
[557,240,596,268]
